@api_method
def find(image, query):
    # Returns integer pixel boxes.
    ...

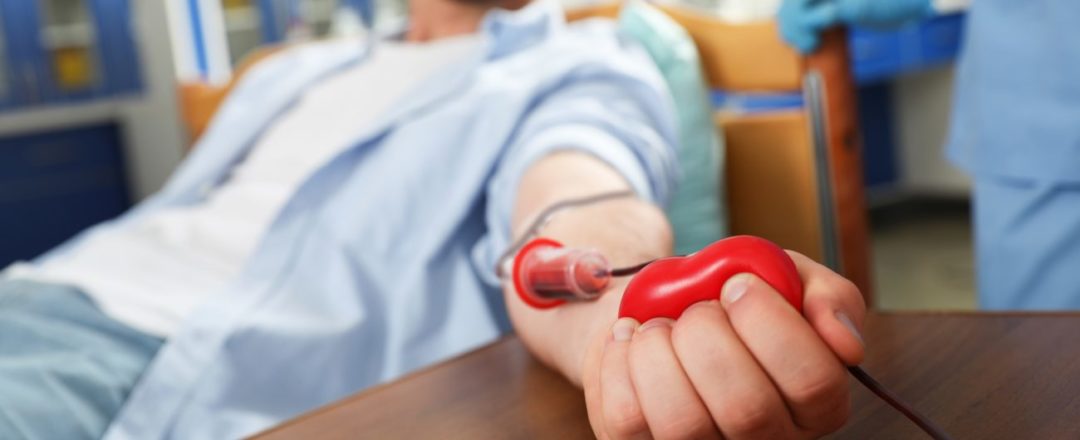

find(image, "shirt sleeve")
[471,65,681,287]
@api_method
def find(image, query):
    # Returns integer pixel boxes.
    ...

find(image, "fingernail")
[836,311,864,346]
[612,318,638,342]
[638,318,674,333]
[721,274,752,308]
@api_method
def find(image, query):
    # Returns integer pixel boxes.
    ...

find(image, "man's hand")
[504,151,865,438]
[582,251,865,439]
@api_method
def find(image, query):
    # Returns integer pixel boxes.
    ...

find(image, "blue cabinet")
[0,123,130,267]
[0,0,141,110]
[849,13,966,84]
[0,17,14,110]
[857,84,899,188]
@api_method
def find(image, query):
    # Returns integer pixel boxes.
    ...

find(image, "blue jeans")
[0,280,163,439]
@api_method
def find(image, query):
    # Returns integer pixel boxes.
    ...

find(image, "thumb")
[788,252,867,365]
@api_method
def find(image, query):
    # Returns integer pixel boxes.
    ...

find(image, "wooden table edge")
[252,312,1080,438]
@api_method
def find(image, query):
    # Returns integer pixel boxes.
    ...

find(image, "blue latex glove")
[778,0,934,53]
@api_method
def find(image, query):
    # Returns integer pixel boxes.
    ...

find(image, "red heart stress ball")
[512,235,952,440]
[618,235,802,321]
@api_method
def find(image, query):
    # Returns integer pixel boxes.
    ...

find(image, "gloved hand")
[778,0,934,53]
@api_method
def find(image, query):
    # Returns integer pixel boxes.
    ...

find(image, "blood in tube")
[513,238,611,307]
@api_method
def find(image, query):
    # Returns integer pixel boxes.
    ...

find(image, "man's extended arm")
[504,151,868,438]
[503,150,672,385]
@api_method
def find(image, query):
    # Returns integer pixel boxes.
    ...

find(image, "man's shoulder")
[544,18,638,61]
[486,17,662,89]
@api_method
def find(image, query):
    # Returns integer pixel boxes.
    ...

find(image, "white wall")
[893,66,972,196]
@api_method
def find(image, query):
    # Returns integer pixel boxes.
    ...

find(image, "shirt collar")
[378,0,565,59]
[479,0,566,59]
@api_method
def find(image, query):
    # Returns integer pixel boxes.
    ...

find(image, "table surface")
[254,313,1080,439]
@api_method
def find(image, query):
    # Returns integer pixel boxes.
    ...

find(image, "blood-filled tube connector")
[512,238,611,309]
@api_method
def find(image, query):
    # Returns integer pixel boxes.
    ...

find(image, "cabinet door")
[0,0,43,105]
[0,0,139,108]
[0,3,18,109]
[88,0,141,95]
[28,0,109,102]
[0,123,130,267]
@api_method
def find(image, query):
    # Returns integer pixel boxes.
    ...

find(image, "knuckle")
[715,397,775,437]
[651,412,715,440]
[840,280,863,306]
[808,276,865,315]
[670,303,721,340]
[787,364,848,409]
[627,328,664,356]
[821,276,858,298]
[801,387,851,435]
[605,401,647,438]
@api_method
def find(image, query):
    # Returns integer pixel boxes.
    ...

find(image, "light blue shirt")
[35,2,677,438]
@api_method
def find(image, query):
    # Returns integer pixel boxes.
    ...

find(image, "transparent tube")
[519,246,611,301]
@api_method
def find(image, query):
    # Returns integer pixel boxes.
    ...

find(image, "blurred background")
[0,0,972,310]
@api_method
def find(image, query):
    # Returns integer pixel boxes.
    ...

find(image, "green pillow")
[619,1,728,254]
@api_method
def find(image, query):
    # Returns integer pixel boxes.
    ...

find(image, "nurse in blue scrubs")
[778,0,1080,309]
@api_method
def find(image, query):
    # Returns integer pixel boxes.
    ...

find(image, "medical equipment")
[511,238,610,308]
[509,233,953,440]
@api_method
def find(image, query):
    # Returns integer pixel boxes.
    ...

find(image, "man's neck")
[405,0,528,42]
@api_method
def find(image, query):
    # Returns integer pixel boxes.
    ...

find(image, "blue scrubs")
[972,178,1080,309]
[945,1,1080,309]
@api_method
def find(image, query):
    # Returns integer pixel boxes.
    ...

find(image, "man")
[780,0,1080,310]
[0,0,866,438]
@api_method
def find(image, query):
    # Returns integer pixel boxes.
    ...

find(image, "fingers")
[721,273,852,435]
[628,319,720,440]
[584,324,611,439]
[787,251,867,365]
[598,319,648,439]
[587,256,863,439]
[671,300,797,439]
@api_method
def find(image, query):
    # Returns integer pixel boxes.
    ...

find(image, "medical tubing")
[495,190,637,278]
[610,259,662,277]
[848,366,954,440]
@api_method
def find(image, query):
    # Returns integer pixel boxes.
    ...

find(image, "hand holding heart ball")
[607,237,952,440]
[618,235,804,321]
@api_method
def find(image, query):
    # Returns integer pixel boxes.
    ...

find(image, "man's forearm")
[503,152,673,385]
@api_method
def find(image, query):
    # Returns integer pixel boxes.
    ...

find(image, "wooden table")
[254,313,1080,439]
